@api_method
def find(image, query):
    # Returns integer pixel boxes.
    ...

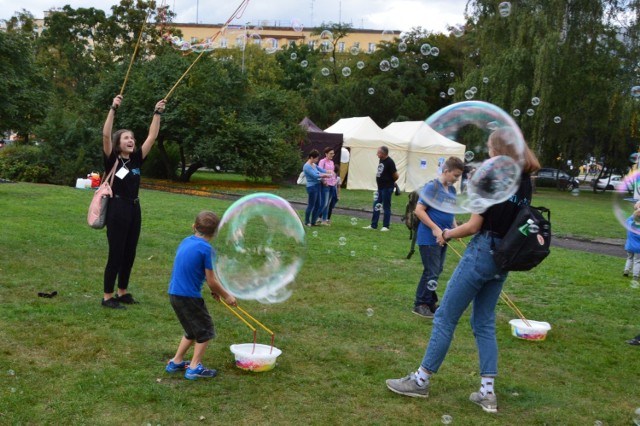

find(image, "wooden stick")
[220,299,256,331]
[120,9,151,95]
[235,305,275,335]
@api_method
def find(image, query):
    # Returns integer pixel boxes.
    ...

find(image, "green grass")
[0,182,638,425]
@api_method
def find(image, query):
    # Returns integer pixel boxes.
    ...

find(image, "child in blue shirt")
[624,209,640,280]
[413,157,464,318]
[165,211,237,380]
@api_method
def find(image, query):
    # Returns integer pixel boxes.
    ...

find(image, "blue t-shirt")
[168,235,215,298]
[625,217,640,253]
[416,180,456,246]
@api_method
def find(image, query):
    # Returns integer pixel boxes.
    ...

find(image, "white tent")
[325,117,406,191]
[384,121,466,192]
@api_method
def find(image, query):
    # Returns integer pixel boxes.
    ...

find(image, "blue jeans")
[305,184,322,225]
[320,185,337,221]
[415,244,447,308]
[420,233,508,377]
[370,187,393,229]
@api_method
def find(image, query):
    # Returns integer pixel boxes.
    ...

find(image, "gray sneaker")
[469,392,498,413]
[412,305,434,318]
[386,374,429,398]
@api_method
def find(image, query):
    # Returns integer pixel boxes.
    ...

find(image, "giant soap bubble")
[215,193,306,304]
[406,101,527,214]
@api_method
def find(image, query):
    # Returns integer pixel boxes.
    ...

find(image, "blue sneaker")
[185,363,218,380]
[165,359,190,373]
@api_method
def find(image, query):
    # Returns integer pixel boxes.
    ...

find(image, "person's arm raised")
[141,99,166,159]
[103,95,122,156]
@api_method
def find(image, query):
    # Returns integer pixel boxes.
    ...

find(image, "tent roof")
[325,116,404,149]
[385,121,465,154]
[299,117,324,133]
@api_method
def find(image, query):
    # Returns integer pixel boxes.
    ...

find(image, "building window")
[220,38,228,48]
[354,41,360,48]
[236,36,245,48]
[368,42,376,53]
[191,36,198,43]
[308,40,316,50]
[338,41,345,52]
[288,40,296,47]
[269,38,278,49]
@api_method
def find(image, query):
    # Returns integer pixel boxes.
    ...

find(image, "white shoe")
[381,227,390,232]
[363,225,374,230]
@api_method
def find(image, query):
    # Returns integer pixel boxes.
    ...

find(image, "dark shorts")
[169,295,216,343]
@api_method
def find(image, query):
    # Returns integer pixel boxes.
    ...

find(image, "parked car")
[534,168,580,189]
[595,175,633,192]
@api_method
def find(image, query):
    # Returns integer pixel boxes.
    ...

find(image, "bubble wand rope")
[447,238,532,327]
[120,9,151,95]
[163,0,250,100]
[220,299,276,354]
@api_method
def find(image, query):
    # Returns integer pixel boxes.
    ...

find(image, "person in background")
[363,146,398,231]
[302,149,332,227]
[319,147,338,225]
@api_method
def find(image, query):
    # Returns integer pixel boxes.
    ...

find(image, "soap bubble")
[440,92,446,98]
[420,44,432,55]
[215,193,305,304]
[452,24,465,37]
[431,46,440,56]
[350,250,356,257]
[312,230,318,238]
[319,30,333,42]
[381,29,395,40]
[290,52,297,60]
[338,236,347,246]
[373,191,379,200]
[390,56,400,68]
[632,86,640,97]
[447,87,456,96]
[398,42,407,52]
[554,116,562,124]
[342,67,352,77]
[483,77,490,84]
[291,18,304,32]
[513,109,521,117]
[366,308,374,317]
[7,369,15,376]
[470,86,478,94]
[374,203,383,211]
[379,60,391,72]
[300,60,308,68]
[368,87,375,95]
[464,90,474,100]
[249,33,261,45]
[631,280,640,289]
[406,101,526,214]
[427,280,438,291]
[357,61,365,69]
[465,151,475,162]
[499,2,512,17]
[611,173,640,237]
[351,45,360,55]
[526,108,535,117]
[449,72,455,78]
[321,67,330,77]
[350,217,358,225]
[373,245,378,250]
[422,63,429,71]
[633,407,640,425]
[442,415,453,424]
[531,97,540,106]
[593,422,602,426]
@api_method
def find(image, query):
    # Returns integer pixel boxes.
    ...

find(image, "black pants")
[103,197,141,294]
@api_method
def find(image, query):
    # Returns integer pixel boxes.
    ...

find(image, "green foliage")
[0,145,50,182]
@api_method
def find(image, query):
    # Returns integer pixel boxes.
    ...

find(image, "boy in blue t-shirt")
[624,209,640,280]
[165,211,237,380]
[413,157,464,318]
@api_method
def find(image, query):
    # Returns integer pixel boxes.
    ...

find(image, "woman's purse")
[297,171,307,185]
[87,161,118,229]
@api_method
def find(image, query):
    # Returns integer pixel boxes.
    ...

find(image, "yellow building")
[163,23,398,54]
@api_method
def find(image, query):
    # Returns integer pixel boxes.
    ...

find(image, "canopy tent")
[384,121,466,192]
[325,117,406,191]
[298,117,343,168]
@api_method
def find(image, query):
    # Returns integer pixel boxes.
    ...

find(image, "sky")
[0,0,470,34]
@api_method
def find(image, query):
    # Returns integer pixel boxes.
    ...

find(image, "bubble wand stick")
[120,8,152,95]
[447,238,531,327]
[163,0,250,100]
[220,300,276,354]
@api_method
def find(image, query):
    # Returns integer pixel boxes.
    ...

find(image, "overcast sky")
[0,0,470,34]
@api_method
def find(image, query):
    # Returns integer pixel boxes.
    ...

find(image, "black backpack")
[492,205,551,271]
[402,190,421,259]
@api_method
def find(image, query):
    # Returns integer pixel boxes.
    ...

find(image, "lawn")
[0,182,638,425]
